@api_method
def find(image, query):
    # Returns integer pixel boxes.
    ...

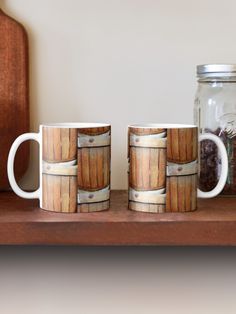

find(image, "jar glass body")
[194,76,236,195]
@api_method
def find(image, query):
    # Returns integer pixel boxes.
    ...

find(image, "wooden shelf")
[0,191,236,245]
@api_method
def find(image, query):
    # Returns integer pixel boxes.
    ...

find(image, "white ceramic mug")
[8,123,111,213]
[127,124,228,213]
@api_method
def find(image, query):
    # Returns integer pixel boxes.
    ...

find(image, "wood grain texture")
[0,9,29,189]
[129,201,165,213]
[42,127,77,212]
[166,174,197,212]
[130,127,166,136]
[77,127,111,192]
[0,191,236,245]
[77,147,110,191]
[128,127,167,213]
[166,127,198,212]
[129,147,166,190]
[77,127,111,212]
[42,174,77,213]
[43,127,77,163]
[42,126,111,213]
[167,128,198,164]
[78,126,110,136]
[77,200,110,213]
[128,127,166,158]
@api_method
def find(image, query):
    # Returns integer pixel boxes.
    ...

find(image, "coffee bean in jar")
[194,64,236,195]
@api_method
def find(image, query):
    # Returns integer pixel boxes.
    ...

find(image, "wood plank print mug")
[8,123,111,213]
[128,124,228,213]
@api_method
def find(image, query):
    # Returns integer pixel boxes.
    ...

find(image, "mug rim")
[128,123,197,129]
[40,122,110,128]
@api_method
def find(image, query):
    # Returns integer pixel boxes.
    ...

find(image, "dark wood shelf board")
[0,191,236,245]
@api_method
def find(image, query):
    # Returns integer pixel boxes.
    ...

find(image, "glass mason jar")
[194,64,236,195]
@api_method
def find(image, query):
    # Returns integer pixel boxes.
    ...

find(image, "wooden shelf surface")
[0,191,236,245]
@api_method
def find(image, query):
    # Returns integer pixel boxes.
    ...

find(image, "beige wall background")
[3,0,236,190]
[1,1,236,314]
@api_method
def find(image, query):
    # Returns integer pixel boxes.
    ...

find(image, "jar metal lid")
[197,64,236,78]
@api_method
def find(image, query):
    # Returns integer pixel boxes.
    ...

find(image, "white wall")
[3,0,236,190]
[2,1,236,313]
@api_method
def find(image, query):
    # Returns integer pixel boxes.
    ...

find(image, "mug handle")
[197,133,228,198]
[7,133,41,199]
